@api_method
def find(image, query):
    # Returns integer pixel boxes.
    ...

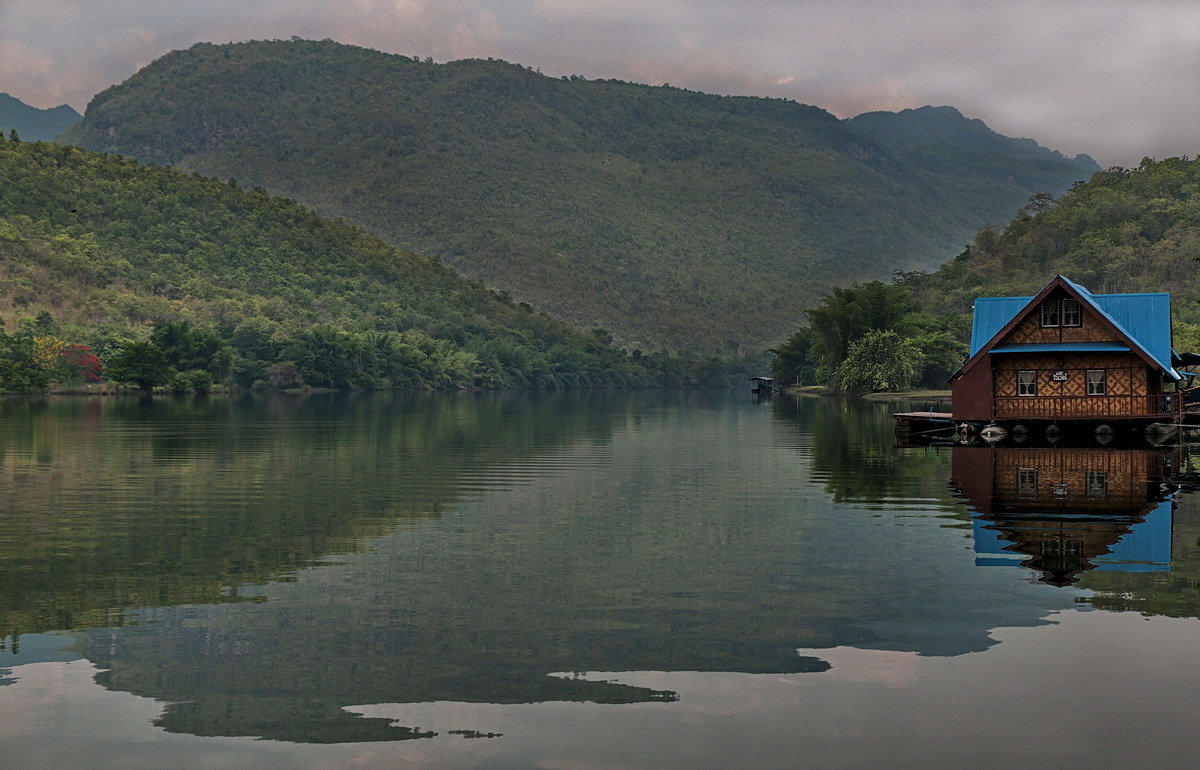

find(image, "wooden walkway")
[893,411,955,434]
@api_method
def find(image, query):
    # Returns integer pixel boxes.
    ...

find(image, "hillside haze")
[64,39,1098,352]
[0,93,81,141]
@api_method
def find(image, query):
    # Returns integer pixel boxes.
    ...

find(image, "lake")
[2,390,1199,768]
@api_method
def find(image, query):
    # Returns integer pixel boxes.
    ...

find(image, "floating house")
[950,275,1183,427]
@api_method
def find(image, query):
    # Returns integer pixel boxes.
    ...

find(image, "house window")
[1041,300,1061,327]
[1040,298,1081,327]
[1018,468,1038,495]
[1086,369,1107,395]
[1061,299,1081,327]
[1086,470,1108,498]
[1018,370,1037,396]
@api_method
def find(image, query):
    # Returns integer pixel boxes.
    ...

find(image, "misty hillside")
[64,39,1097,352]
[847,106,1098,175]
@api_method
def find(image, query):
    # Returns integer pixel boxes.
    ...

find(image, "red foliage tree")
[61,345,104,382]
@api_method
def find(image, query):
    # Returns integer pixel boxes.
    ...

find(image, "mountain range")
[61,39,1099,353]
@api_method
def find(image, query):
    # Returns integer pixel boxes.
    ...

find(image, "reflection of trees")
[771,395,958,508]
[1080,493,1200,616]
[0,391,638,639]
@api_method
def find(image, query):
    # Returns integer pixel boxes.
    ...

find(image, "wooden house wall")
[950,362,993,421]
[992,352,1164,419]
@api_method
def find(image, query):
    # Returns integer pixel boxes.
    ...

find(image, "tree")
[106,341,169,391]
[769,327,816,387]
[151,321,232,378]
[806,282,921,387]
[835,330,920,394]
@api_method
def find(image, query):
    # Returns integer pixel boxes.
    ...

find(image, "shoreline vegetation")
[786,385,951,402]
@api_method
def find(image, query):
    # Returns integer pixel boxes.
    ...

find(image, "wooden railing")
[994,393,1177,420]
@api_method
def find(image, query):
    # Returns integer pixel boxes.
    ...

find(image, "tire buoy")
[980,425,1007,441]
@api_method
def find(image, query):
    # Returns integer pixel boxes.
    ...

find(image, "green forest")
[63,38,1095,353]
[772,156,1200,392]
[0,137,749,392]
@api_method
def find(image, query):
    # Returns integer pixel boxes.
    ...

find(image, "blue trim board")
[990,343,1132,354]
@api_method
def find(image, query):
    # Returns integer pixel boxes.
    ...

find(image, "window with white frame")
[1018,370,1037,396]
[1040,298,1082,327]
[1086,369,1106,395]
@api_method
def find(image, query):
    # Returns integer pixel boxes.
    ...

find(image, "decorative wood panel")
[987,350,1168,418]
[1006,313,1062,344]
[1002,295,1108,345]
[993,394,1170,418]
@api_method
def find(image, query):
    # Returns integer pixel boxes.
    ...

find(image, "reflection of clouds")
[2,1,1198,164]
[0,658,415,766]
[5,610,1200,764]
[352,616,1200,765]
[793,646,922,688]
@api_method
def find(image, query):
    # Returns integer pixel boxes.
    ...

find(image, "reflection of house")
[952,445,1175,586]
[950,275,1182,424]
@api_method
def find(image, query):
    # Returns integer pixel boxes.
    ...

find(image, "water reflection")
[951,444,1178,586]
[5,392,1200,755]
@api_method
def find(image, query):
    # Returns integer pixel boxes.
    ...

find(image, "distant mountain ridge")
[0,93,80,141]
[848,106,1098,174]
[62,39,1098,352]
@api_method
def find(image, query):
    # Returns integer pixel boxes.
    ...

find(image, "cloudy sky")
[1,0,1196,167]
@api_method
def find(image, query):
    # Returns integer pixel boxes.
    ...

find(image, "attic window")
[1040,298,1081,327]
[1041,300,1060,327]
[1061,299,1081,326]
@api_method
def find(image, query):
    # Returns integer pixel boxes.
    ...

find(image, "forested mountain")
[62,39,1096,353]
[903,156,1200,324]
[0,92,81,141]
[772,156,1200,391]
[0,137,738,391]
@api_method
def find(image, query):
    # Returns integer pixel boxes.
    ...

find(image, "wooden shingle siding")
[992,352,1161,418]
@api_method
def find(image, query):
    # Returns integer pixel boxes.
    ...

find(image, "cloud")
[1,0,1197,165]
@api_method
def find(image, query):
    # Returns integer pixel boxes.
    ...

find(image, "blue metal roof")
[990,342,1132,354]
[968,277,1177,378]
[970,297,1031,356]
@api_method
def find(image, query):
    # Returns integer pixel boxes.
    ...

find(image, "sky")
[1,0,1197,167]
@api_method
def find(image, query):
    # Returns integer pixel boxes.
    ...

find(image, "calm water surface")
[1,391,1199,767]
